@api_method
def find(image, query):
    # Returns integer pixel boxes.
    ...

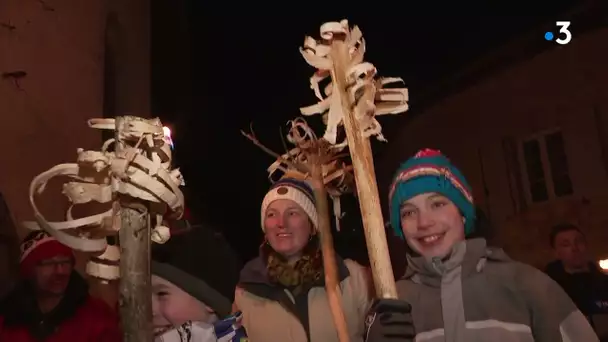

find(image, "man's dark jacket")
[546,260,608,341]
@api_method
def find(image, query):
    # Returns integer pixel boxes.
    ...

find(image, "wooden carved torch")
[23,116,185,341]
[242,118,355,342]
[299,20,409,299]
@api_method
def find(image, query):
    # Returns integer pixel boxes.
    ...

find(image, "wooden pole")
[310,152,350,342]
[329,40,398,299]
[115,116,153,342]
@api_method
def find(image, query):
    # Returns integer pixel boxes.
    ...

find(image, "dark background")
[149,1,582,265]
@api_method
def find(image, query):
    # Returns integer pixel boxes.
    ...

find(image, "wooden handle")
[329,40,398,299]
[115,116,153,342]
[311,154,351,342]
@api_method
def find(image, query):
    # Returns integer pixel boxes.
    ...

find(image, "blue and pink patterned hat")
[389,149,476,237]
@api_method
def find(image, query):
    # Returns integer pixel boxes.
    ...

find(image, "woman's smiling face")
[264,199,313,261]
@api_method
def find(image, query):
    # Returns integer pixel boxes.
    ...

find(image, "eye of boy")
[153,284,171,298]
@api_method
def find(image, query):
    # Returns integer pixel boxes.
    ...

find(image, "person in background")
[545,223,608,341]
[235,177,371,341]
[366,148,599,342]
[0,230,121,341]
[151,223,247,342]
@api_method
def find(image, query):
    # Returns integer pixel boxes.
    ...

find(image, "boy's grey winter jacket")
[396,238,599,342]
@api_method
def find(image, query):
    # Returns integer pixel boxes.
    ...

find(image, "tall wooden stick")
[115,116,153,342]
[330,40,398,299]
[310,152,350,342]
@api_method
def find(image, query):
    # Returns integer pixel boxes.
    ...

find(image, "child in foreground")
[151,223,247,342]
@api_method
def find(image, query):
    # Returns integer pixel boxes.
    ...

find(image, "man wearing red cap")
[0,231,121,341]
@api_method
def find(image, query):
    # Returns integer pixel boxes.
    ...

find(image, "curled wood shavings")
[22,116,185,281]
[299,19,409,145]
[242,118,354,230]
[86,245,120,283]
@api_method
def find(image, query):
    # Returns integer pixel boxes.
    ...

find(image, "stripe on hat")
[269,179,315,203]
[20,235,57,262]
[389,164,474,204]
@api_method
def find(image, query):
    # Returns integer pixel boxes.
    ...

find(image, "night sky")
[151,1,580,265]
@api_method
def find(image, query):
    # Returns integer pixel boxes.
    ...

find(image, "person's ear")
[308,219,316,233]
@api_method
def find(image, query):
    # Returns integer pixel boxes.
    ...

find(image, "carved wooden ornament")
[22,116,185,281]
[299,20,409,147]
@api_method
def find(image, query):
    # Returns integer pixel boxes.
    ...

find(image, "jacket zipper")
[280,288,311,342]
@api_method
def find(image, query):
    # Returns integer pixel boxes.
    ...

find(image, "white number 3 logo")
[556,21,572,45]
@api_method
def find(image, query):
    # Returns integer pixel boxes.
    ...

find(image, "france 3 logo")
[544,21,572,45]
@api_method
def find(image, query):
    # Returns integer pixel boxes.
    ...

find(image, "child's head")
[389,149,476,258]
[151,223,242,335]
[151,274,217,335]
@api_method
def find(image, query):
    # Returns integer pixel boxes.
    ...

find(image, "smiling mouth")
[277,233,292,238]
[418,233,445,246]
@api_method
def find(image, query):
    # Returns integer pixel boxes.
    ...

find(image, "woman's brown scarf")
[262,237,323,295]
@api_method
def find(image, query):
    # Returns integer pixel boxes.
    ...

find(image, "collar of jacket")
[239,255,350,299]
[403,238,510,287]
[0,272,89,338]
[239,254,350,290]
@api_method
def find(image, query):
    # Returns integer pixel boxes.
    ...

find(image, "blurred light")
[600,259,608,271]
[163,126,174,149]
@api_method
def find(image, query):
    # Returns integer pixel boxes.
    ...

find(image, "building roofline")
[381,0,607,146]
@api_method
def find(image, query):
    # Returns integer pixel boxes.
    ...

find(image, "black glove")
[364,298,416,342]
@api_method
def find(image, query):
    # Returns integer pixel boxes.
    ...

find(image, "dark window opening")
[545,131,573,197]
[521,129,572,203]
[523,139,548,202]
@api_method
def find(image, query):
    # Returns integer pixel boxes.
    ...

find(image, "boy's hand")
[364,299,415,342]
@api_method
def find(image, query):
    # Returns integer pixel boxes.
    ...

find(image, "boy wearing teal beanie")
[366,148,599,342]
[389,148,475,258]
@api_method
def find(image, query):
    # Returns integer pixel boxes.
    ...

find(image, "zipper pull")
[431,257,444,274]
[283,288,296,304]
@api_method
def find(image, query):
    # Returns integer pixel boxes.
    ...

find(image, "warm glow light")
[163,126,172,138]
[600,259,608,270]
[163,126,174,148]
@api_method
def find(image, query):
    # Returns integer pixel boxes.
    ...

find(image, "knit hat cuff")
[389,163,474,204]
[152,261,233,317]
[261,183,318,231]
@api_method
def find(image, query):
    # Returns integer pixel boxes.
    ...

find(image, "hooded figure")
[151,224,247,342]
[235,177,371,342]
[366,149,599,342]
